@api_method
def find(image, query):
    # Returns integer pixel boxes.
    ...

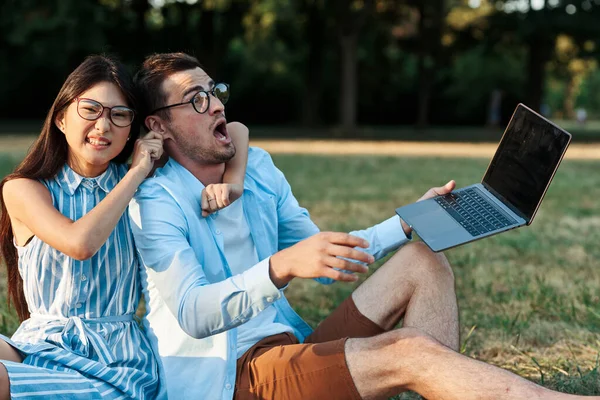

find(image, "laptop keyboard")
[434,188,518,237]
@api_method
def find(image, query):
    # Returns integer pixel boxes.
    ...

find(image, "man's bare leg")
[346,328,595,400]
[352,242,459,350]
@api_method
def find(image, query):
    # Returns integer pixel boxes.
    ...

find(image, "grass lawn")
[249,120,600,143]
[1,119,599,143]
[0,152,599,397]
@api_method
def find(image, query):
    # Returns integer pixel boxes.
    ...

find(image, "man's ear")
[54,111,66,134]
[145,115,173,140]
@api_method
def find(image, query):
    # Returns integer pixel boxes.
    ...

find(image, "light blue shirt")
[212,197,293,358]
[129,147,410,400]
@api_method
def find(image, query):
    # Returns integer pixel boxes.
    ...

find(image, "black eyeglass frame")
[75,97,135,128]
[150,83,230,115]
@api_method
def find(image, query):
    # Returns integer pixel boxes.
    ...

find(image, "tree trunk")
[416,0,444,128]
[301,2,325,127]
[563,76,576,119]
[301,71,321,127]
[335,0,372,134]
[525,0,551,114]
[525,35,551,113]
[197,9,217,75]
[131,0,150,56]
[339,33,357,133]
[417,58,431,128]
[417,2,429,128]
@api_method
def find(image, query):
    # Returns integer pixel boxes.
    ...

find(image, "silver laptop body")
[395,104,571,252]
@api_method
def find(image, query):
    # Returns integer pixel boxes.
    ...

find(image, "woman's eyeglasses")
[76,98,135,128]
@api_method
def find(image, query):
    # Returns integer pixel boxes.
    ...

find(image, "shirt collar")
[163,158,206,203]
[163,157,256,200]
[55,163,119,195]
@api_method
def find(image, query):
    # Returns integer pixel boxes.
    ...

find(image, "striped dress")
[0,163,160,399]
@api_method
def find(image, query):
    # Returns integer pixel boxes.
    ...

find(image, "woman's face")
[55,81,132,177]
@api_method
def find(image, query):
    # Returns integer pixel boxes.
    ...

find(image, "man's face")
[160,67,235,164]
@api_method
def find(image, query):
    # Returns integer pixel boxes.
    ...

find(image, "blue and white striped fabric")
[0,162,159,399]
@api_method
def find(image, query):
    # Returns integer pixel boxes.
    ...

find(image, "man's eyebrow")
[181,80,215,100]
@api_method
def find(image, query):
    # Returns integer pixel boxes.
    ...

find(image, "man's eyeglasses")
[76,98,135,128]
[151,83,230,115]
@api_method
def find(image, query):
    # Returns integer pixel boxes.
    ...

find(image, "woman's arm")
[223,121,249,186]
[3,132,163,260]
[201,122,249,216]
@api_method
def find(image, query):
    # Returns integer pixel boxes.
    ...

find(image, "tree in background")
[1,0,600,129]
[0,0,121,117]
[413,0,446,127]
[454,0,600,114]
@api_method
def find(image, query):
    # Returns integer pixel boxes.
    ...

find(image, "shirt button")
[225,383,232,390]
[75,303,82,308]
[266,297,274,303]
[215,229,221,235]
[81,275,87,281]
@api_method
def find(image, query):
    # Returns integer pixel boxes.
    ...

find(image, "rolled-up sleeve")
[261,152,410,284]
[129,185,282,339]
[349,215,411,261]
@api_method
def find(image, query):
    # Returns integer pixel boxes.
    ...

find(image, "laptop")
[395,103,571,252]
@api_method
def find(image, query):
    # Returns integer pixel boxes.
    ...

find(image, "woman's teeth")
[86,138,109,146]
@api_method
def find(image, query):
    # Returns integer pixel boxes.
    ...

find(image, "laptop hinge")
[481,182,530,223]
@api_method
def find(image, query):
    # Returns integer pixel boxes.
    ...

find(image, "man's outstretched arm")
[129,184,375,338]
[263,150,455,277]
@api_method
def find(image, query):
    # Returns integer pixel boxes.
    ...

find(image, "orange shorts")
[234,296,385,400]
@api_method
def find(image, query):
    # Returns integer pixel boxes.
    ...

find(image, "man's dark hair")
[134,52,203,126]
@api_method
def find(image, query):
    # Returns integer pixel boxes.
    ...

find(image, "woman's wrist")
[125,166,149,186]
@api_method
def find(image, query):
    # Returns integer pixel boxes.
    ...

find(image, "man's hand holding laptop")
[400,180,457,236]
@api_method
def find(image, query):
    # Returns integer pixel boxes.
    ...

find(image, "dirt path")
[253,139,600,160]
[2,135,599,160]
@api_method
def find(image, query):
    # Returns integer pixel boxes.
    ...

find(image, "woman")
[0,55,247,399]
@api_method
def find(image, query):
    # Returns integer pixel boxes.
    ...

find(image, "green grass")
[250,122,600,143]
[273,154,600,397]
[1,153,599,396]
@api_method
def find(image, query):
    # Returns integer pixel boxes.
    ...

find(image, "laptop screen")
[482,105,571,221]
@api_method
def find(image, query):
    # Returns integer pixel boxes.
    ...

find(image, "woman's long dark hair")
[0,55,140,321]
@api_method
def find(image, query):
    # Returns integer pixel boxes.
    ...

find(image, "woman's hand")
[201,183,244,217]
[130,131,164,177]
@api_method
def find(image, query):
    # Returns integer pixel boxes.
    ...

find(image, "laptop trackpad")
[398,199,462,237]
[414,208,460,236]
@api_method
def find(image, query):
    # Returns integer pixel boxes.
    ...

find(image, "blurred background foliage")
[1,0,600,133]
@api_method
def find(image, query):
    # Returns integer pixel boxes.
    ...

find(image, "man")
[129,52,595,400]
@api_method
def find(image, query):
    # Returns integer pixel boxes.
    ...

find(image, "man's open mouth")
[213,121,229,142]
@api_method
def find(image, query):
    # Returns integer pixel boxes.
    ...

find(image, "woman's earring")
[126,136,130,141]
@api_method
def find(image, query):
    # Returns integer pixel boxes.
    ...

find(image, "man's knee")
[357,327,443,362]
[391,242,455,283]
[391,327,443,355]
[346,327,454,398]
[365,328,447,387]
